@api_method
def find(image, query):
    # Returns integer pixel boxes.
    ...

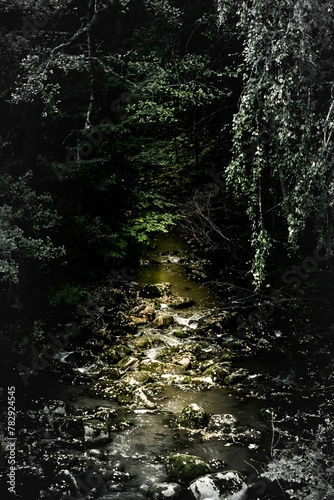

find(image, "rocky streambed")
[3,235,291,500]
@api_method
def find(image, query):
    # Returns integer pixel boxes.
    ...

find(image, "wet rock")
[164,363,187,375]
[131,303,156,324]
[202,362,232,382]
[98,367,120,381]
[169,297,195,309]
[123,371,153,385]
[49,469,79,498]
[118,356,140,372]
[189,471,248,500]
[107,470,131,491]
[172,355,192,369]
[165,454,211,484]
[207,414,239,432]
[58,418,84,442]
[83,419,111,446]
[219,349,238,361]
[178,403,208,429]
[152,315,175,328]
[42,400,67,420]
[93,407,118,422]
[224,368,249,385]
[65,349,94,367]
[133,387,156,409]
[140,359,166,374]
[232,427,262,445]
[85,448,106,460]
[134,335,165,349]
[137,283,171,298]
[172,330,191,339]
[103,344,133,363]
[149,482,183,499]
[101,348,122,364]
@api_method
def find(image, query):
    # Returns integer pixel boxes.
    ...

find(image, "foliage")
[264,419,334,499]
[226,0,334,286]
[50,282,86,307]
[0,172,65,285]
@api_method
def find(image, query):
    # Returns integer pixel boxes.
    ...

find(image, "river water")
[95,234,268,498]
[15,233,272,499]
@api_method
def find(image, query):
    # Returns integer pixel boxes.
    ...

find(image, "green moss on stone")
[164,454,211,483]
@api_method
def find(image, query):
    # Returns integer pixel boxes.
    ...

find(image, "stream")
[12,233,275,500]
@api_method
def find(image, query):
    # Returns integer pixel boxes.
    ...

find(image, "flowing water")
[22,233,270,499]
[95,234,268,497]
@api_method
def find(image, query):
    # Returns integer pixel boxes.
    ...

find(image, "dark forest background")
[1,0,334,375]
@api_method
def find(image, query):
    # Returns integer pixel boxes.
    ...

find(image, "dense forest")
[1,1,334,499]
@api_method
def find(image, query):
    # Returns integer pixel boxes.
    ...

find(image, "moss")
[134,336,164,349]
[140,360,165,373]
[165,363,186,375]
[177,403,208,428]
[164,454,211,483]
[173,330,191,339]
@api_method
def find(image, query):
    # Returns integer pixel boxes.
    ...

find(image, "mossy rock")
[177,403,208,428]
[101,348,122,365]
[134,336,165,349]
[93,407,118,422]
[152,315,175,328]
[117,394,134,404]
[140,359,166,374]
[83,419,111,446]
[149,482,183,499]
[99,367,120,381]
[164,454,211,484]
[224,369,249,385]
[202,363,232,382]
[164,363,186,375]
[137,283,170,298]
[172,330,191,339]
[102,345,133,365]
[169,297,195,309]
[117,356,139,370]
[123,371,153,385]
[219,350,237,361]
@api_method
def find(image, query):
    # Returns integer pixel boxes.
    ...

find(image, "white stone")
[189,471,248,500]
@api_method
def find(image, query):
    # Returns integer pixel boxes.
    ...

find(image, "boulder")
[58,418,83,442]
[169,297,195,309]
[172,330,191,339]
[152,315,175,328]
[83,419,111,447]
[42,400,67,420]
[177,403,208,429]
[165,454,211,484]
[207,414,239,432]
[137,283,170,298]
[172,355,192,369]
[149,482,183,499]
[131,304,156,324]
[141,305,156,320]
[202,363,232,382]
[224,369,249,385]
[189,471,248,500]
